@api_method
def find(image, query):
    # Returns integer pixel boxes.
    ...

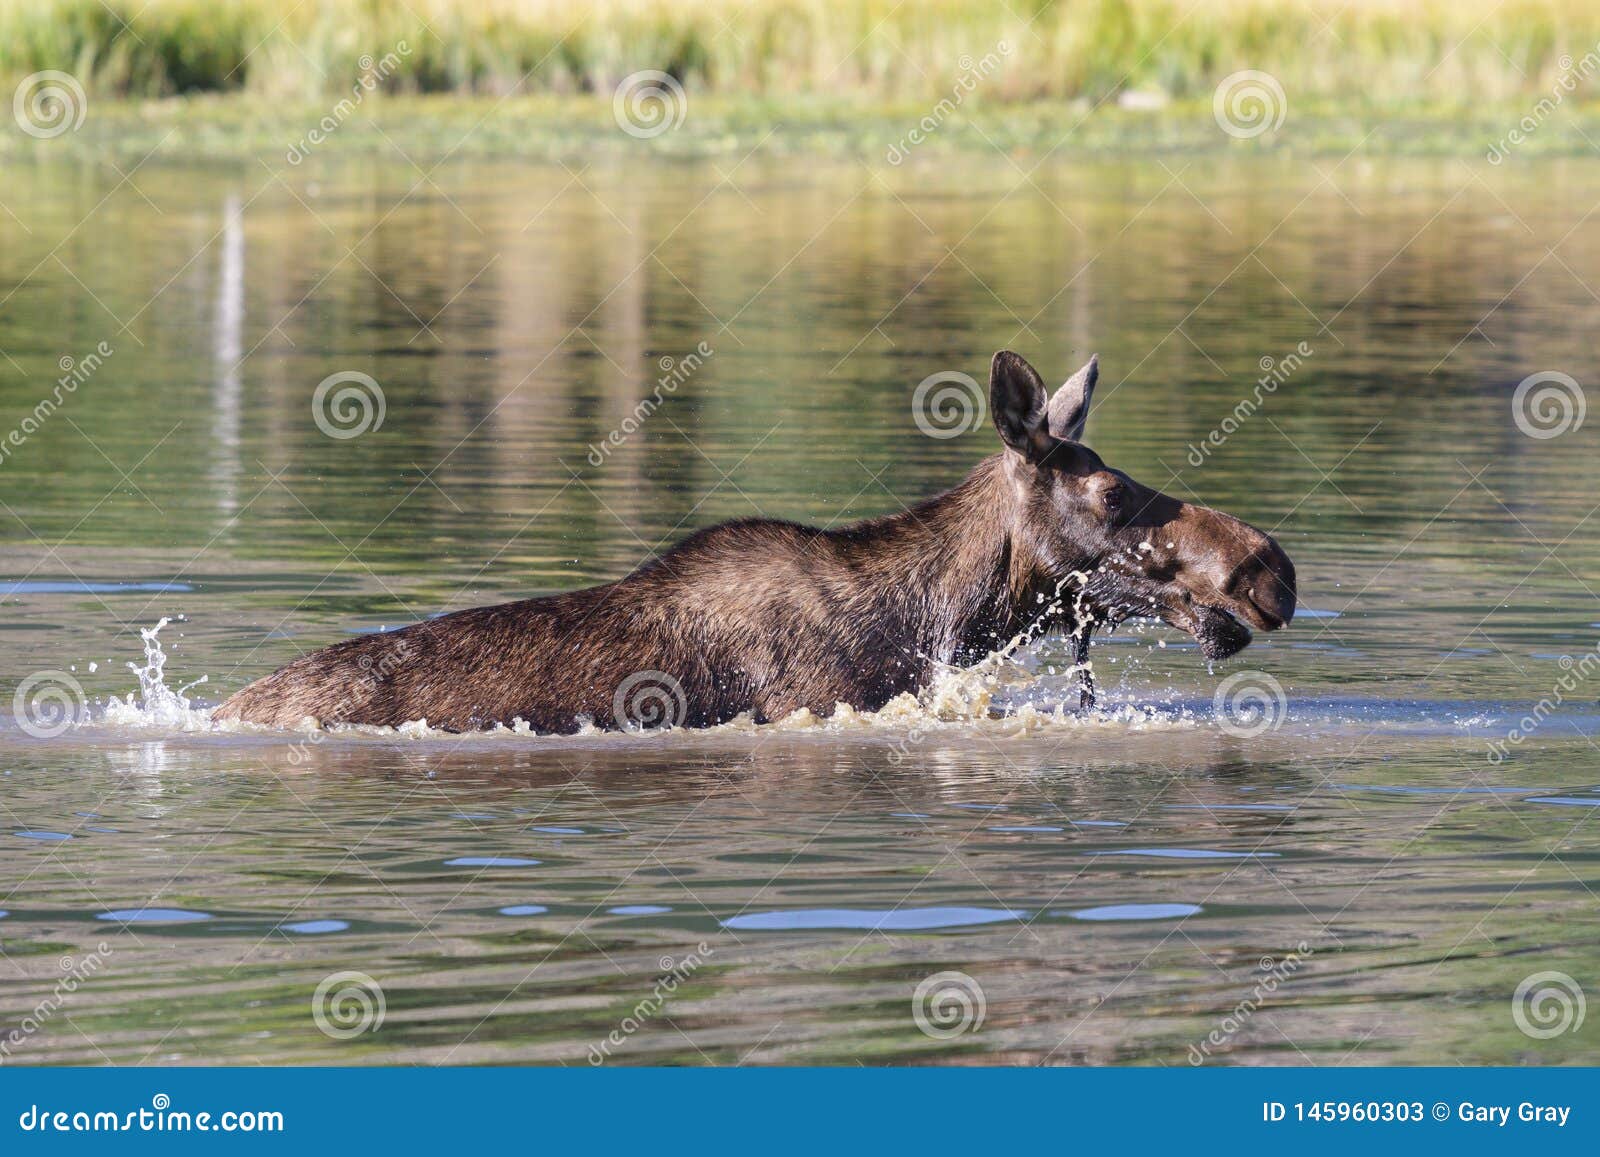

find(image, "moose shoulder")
[215,351,1295,733]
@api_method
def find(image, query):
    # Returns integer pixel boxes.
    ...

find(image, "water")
[2,154,1599,1065]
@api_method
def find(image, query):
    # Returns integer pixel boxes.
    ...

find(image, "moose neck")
[833,455,1082,667]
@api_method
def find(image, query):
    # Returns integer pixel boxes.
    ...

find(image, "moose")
[216,351,1295,733]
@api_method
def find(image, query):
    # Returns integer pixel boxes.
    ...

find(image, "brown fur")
[214,352,1295,733]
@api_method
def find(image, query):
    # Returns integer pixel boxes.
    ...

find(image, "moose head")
[989,350,1296,665]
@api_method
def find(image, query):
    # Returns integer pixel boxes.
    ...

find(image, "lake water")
[2,153,1598,1065]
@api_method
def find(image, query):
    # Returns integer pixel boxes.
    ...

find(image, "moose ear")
[1047,354,1099,442]
[989,350,1055,463]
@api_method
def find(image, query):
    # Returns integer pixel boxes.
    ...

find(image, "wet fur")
[216,457,1070,733]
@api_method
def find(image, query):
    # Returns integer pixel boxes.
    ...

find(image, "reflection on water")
[1,154,1598,1065]
[723,908,1028,931]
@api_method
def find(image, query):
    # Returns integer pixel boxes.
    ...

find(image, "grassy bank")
[7,91,1600,163]
[3,0,1600,109]
[8,1,1600,162]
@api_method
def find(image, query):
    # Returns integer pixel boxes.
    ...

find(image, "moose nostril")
[1224,541,1295,630]
[1251,552,1296,628]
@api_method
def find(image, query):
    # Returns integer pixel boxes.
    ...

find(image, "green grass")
[2,0,1599,106]
[7,1,1600,161]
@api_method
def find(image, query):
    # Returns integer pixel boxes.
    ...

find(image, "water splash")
[897,568,1102,724]
[102,617,214,731]
[88,608,1193,743]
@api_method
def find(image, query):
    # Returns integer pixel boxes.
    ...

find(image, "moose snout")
[1228,536,1296,631]
[1169,502,1297,634]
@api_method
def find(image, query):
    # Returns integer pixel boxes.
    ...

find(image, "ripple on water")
[1526,796,1600,807]
[1066,903,1203,921]
[444,856,540,867]
[529,826,585,835]
[1089,848,1278,859]
[989,824,1065,832]
[1333,784,1534,796]
[97,908,212,923]
[499,904,549,916]
[1164,804,1293,812]
[722,906,1025,931]
[0,581,193,595]
[608,905,672,915]
[279,919,349,934]
[13,830,72,841]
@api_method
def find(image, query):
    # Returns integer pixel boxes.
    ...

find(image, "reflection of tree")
[3,156,1597,623]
